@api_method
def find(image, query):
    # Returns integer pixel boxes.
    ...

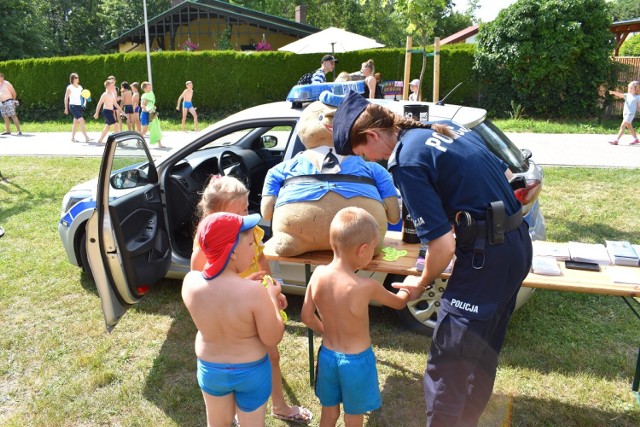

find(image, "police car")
[58,81,545,334]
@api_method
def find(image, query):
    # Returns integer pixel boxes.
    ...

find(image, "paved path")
[1,130,639,168]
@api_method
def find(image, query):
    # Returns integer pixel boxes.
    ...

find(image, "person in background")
[120,81,134,131]
[140,81,164,147]
[312,55,338,84]
[63,73,92,143]
[409,79,420,102]
[301,207,410,427]
[182,212,285,427]
[360,59,377,99]
[176,80,199,132]
[107,75,122,132]
[332,91,532,427]
[131,82,142,133]
[609,81,640,145]
[93,79,125,145]
[0,73,22,136]
[335,71,351,82]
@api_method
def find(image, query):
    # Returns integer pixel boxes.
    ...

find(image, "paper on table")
[531,256,562,276]
[608,267,640,285]
[568,241,611,266]
[533,241,570,260]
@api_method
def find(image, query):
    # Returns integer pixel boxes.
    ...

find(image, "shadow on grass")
[369,389,640,427]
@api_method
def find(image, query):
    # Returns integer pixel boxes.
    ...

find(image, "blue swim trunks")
[140,111,149,126]
[183,101,193,109]
[123,105,134,114]
[102,109,116,125]
[315,346,381,415]
[197,354,271,412]
[135,105,141,113]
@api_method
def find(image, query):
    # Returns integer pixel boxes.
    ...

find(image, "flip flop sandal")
[271,406,313,424]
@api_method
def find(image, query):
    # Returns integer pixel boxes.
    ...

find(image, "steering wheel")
[218,150,251,190]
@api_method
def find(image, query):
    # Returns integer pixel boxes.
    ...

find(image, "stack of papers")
[605,240,640,266]
[531,256,562,275]
[532,241,570,260]
[567,241,611,266]
[608,267,640,284]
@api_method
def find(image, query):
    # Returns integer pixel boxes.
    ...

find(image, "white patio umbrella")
[278,27,384,54]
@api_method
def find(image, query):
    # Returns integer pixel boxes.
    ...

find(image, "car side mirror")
[520,148,532,160]
[261,135,278,149]
[110,169,148,190]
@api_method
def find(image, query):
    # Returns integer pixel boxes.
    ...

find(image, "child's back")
[183,270,282,363]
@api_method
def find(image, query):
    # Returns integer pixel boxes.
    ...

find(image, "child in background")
[609,81,640,145]
[93,79,124,145]
[176,80,199,132]
[182,212,285,427]
[191,175,314,425]
[120,81,134,131]
[301,207,410,427]
[409,79,420,102]
[140,81,163,147]
[131,82,142,133]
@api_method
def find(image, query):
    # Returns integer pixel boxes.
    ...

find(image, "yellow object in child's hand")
[381,247,408,261]
[262,275,288,322]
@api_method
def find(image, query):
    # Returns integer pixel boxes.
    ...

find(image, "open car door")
[86,132,171,332]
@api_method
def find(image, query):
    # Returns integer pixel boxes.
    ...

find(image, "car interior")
[159,121,301,259]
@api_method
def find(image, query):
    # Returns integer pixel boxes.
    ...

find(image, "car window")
[471,120,528,173]
[110,138,151,190]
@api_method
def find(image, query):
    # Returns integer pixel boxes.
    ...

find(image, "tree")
[475,0,614,118]
[609,0,640,21]
[620,34,640,56]
[397,0,451,99]
[0,0,53,60]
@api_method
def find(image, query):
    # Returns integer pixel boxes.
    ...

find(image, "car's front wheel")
[383,274,448,336]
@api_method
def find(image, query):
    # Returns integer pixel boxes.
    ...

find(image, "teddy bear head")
[297,100,337,150]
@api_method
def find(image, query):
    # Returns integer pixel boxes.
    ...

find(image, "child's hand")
[246,271,266,282]
[93,113,99,119]
[262,275,282,299]
[176,106,180,111]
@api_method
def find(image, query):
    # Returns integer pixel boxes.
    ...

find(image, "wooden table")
[265,233,640,391]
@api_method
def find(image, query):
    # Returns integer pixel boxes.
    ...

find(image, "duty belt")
[282,174,376,187]
[454,201,523,270]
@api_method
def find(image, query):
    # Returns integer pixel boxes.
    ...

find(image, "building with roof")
[611,18,640,56]
[440,25,479,45]
[106,0,318,53]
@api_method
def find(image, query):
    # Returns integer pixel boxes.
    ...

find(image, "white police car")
[58,81,545,333]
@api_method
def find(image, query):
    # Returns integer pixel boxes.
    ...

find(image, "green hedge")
[0,45,478,121]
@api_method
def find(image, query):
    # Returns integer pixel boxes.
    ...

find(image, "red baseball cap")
[197,212,261,279]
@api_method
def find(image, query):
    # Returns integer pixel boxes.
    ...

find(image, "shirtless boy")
[176,80,198,132]
[301,207,410,427]
[182,212,285,427]
[93,79,124,145]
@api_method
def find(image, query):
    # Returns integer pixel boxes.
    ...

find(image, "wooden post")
[403,36,412,101]
[433,37,440,103]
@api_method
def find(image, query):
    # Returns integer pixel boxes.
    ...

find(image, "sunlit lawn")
[0,158,639,426]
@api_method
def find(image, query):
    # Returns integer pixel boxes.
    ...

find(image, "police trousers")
[424,222,532,427]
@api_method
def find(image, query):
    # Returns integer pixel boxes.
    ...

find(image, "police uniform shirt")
[263,152,397,208]
[387,120,520,243]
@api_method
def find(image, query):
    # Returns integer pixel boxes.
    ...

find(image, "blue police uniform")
[388,121,532,426]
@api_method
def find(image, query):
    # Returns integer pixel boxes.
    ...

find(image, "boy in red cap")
[182,212,285,427]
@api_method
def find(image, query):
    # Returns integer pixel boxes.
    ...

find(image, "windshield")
[471,120,528,173]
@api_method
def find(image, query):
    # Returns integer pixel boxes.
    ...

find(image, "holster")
[487,201,506,245]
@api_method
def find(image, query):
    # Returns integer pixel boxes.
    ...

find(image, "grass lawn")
[0,158,639,426]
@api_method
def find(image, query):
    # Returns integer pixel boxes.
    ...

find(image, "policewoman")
[332,91,532,426]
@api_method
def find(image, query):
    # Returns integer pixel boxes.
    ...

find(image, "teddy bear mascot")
[261,91,400,257]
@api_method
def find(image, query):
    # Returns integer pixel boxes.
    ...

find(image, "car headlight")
[61,193,89,215]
